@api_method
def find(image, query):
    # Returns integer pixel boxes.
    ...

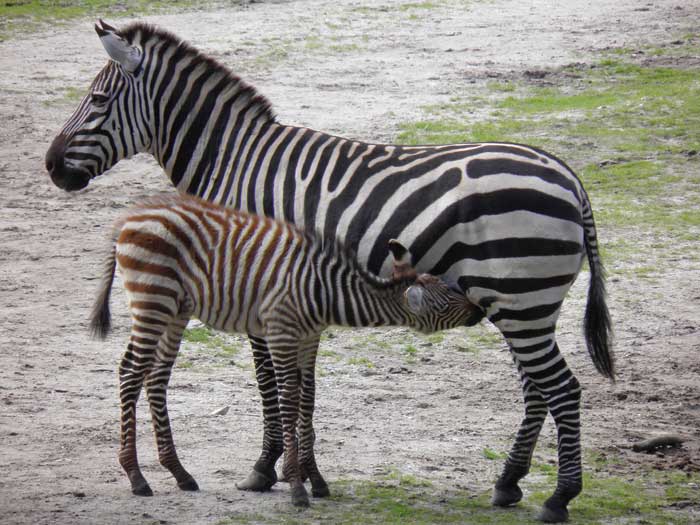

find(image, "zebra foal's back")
[108,195,303,335]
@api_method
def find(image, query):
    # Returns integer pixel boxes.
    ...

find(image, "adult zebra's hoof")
[492,484,523,507]
[177,478,200,491]
[236,469,277,492]
[537,503,569,523]
[291,484,310,507]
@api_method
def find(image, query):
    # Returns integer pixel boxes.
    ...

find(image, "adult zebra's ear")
[95,19,142,73]
[388,239,417,281]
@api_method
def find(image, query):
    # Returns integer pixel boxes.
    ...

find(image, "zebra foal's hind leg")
[144,316,199,492]
[236,334,283,492]
[118,325,162,496]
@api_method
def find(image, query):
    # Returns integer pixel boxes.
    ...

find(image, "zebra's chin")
[49,169,91,192]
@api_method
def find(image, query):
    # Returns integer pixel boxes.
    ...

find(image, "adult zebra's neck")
[123,22,277,198]
[151,70,276,197]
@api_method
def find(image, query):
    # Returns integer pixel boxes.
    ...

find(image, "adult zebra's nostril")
[46,159,54,173]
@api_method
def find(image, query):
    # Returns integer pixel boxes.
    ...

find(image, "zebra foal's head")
[45,20,150,191]
[388,240,483,332]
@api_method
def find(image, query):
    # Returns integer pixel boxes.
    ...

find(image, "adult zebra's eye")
[91,92,110,106]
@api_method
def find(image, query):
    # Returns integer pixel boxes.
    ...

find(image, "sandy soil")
[0,1,698,523]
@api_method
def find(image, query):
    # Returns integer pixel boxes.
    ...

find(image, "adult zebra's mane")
[118,21,277,124]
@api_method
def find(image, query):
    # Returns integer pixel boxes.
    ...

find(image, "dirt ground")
[0,1,699,524]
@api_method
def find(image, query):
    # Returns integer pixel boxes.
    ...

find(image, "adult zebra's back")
[46,20,613,523]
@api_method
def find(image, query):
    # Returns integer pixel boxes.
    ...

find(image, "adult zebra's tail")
[581,191,615,380]
[89,243,116,340]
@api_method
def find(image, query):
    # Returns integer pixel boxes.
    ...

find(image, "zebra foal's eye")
[90,92,110,106]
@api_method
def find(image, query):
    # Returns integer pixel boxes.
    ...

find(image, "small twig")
[631,434,684,453]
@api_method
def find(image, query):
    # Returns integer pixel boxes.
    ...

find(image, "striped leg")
[267,329,309,507]
[236,334,283,492]
[494,317,583,523]
[144,317,199,492]
[297,337,329,498]
[118,326,161,496]
[493,365,548,507]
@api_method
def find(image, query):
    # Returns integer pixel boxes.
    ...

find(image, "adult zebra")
[46,20,613,523]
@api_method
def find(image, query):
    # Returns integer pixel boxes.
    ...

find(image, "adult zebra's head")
[46,20,275,193]
[46,20,151,191]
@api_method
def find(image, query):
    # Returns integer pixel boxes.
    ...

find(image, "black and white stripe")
[47,20,613,522]
[90,194,475,506]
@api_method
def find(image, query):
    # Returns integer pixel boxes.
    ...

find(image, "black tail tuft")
[582,196,615,380]
[89,245,116,340]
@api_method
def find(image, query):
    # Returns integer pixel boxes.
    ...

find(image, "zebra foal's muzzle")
[45,134,91,191]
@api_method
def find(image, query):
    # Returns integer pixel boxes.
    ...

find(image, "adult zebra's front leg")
[236,334,284,492]
[144,317,199,492]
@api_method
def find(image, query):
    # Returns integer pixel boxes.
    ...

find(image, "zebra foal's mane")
[118,21,277,124]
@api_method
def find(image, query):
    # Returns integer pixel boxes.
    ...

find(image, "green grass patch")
[347,356,375,368]
[399,1,441,10]
[0,0,231,40]
[403,344,418,357]
[214,465,700,525]
[182,325,243,360]
[483,447,508,461]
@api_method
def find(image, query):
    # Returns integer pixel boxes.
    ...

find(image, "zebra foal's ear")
[388,239,417,281]
[404,286,427,316]
[95,19,142,73]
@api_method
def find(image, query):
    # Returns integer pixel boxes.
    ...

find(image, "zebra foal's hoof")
[236,469,277,492]
[291,484,310,508]
[131,480,153,497]
[537,503,569,523]
[177,477,200,491]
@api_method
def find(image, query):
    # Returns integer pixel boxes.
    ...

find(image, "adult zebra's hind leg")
[236,334,283,492]
[145,316,199,492]
[492,365,548,507]
[493,316,583,523]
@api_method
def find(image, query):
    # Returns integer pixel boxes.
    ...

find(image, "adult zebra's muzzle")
[45,134,91,192]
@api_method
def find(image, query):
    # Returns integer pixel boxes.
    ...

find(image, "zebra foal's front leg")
[296,337,329,498]
[144,317,199,492]
[267,329,309,507]
[236,334,284,492]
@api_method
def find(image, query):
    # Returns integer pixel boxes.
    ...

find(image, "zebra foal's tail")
[89,243,117,340]
[581,192,615,380]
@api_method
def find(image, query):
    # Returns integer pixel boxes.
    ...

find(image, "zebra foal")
[90,194,477,507]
